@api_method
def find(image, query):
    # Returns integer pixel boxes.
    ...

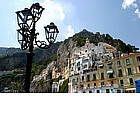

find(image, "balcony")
[108,75,114,78]
[128,72,133,76]
[130,83,134,86]
[119,84,124,87]
[118,74,123,77]
[72,82,77,85]
[92,78,96,81]
[110,84,119,88]
[86,79,90,82]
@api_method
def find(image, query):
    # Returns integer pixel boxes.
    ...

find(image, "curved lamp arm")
[17,28,31,50]
[35,39,51,49]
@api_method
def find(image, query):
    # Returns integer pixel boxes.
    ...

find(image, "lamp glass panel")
[17,28,30,50]
[44,22,59,44]
[30,3,44,22]
[16,8,33,29]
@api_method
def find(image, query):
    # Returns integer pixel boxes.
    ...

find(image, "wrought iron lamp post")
[16,3,59,92]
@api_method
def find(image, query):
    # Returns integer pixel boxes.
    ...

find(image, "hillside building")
[68,39,140,93]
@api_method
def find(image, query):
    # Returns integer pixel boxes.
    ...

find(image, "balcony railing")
[92,78,96,81]
[118,74,123,77]
[86,79,90,82]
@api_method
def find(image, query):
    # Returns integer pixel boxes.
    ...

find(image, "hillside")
[72,29,138,52]
[0,42,60,71]
[0,29,138,71]
[0,29,139,92]
[0,47,21,57]
[0,43,60,92]
[57,29,139,68]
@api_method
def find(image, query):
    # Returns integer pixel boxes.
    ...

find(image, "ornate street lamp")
[16,3,59,92]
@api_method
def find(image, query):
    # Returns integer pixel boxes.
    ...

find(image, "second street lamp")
[16,3,59,93]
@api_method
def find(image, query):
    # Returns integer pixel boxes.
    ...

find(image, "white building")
[52,82,59,93]
[68,39,117,93]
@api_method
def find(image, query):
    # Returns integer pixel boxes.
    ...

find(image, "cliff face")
[57,38,77,68]
[0,43,60,71]
[0,47,21,57]
[1,29,137,92]
[0,52,26,71]
[56,29,138,68]
[30,80,52,93]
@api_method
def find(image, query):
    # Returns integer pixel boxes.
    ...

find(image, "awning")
[107,70,113,74]
[126,88,136,91]
[99,64,104,67]
[107,62,112,65]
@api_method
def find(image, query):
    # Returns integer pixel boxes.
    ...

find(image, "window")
[85,50,87,52]
[94,83,96,87]
[93,74,96,80]
[101,73,104,80]
[101,82,105,86]
[88,84,90,88]
[138,66,140,72]
[77,62,80,66]
[80,85,84,89]
[78,67,80,71]
[97,90,100,93]
[99,64,104,69]
[136,56,140,61]
[111,81,114,86]
[117,61,121,66]
[129,78,134,85]
[106,89,110,93]
[109,73,113,78]
[126,59,130,64]
[128,68,132,75]
[93,66,97,70]
[87,75,90,82]
[120,80,124,86]
[72,79,76,84]
[107,62,113,69]
[118,69,123,77]
[82,76,84,81]
[83,64,87,69]
[77,77,79,82]
[117,90,121,93]
[89,91,92,93]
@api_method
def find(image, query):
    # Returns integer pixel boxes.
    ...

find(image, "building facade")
[68,39,140,93]
[69,52,140,93]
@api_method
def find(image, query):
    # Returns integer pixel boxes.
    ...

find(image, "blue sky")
[0,0,140,48]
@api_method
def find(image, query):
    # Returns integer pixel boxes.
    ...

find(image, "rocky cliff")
[56,29,138,68]
[57,38,77,68]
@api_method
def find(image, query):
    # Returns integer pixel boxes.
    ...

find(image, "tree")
[59,79,69,93]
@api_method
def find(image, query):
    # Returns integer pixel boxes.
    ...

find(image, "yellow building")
[69,52,140,93]
[95,52,140,93]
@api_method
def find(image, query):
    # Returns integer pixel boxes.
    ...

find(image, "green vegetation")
[73,36,86,47]
[71,29,136,53]
[59,79,69,93]
[0,72,25,92]
[0,29,138,92]
[31,54,57,78]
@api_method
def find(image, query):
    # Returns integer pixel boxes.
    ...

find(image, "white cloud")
[122,0,136,9]
[122,0,140,18]
[36,0,75,42]
[64,25,75,39]
[135,8,140,17]
[14,0,75,43]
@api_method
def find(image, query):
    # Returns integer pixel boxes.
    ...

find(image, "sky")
[0,0,140,48]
